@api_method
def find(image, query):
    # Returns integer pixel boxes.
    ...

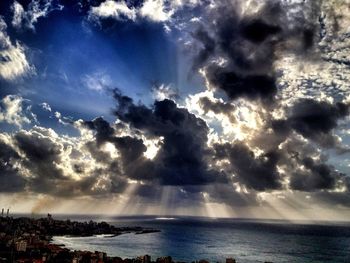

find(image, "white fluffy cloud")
[0,95,36,127]
[140,0,173,22]
[11,0,64,31]
[89,0,137,21]
[89,0,200,23]
[40,102,52,112]
[0,18,33,81]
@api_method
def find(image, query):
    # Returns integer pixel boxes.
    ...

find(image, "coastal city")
[0,211,162,263]
[0,212,245,263]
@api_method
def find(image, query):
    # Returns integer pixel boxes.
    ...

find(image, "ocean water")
[51,216,350,263]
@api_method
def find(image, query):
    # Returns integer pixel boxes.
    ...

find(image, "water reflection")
[52,217,350,263]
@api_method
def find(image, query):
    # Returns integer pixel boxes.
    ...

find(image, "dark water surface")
[50,215,350,263]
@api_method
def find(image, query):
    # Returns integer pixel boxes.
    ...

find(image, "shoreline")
[0,215,247,262]
[0,214,169,263]
[1,215,243,263]
[2,214,349,262]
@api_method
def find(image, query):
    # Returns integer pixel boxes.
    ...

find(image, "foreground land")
[0,214,162,263]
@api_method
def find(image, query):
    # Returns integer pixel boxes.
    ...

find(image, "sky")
[1,0,350,221]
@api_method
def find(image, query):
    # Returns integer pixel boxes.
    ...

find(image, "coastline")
[0,214,247,262]
[0,214,167,263]
[3,214,350,262]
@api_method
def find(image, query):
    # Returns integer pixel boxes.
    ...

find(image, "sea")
[49,215,350,263]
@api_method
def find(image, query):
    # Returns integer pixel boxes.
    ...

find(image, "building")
[226,258,236,263]
[156,256,172,263]
[16,240,27,252]
[137,255,151,263]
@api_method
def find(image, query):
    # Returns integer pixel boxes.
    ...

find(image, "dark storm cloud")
[112,89,226,185]
[83,117,115,144]
[80,90,227,186]
[192,1,282,71]
[214,142,282,191]
[14,129,66,183]
[289,172,350,209]
[190,0,321,102]
[82,139,127,194]
[0,139,26,192]
[191,27,216,70]
[223,96,349,194]
[84,140,116,164]
[108,90,349,193]
[110,135,156,182]
[14,129,81,196]
[198,96,235,122]
[4,126,127,197]
[82,116,156,183]
[206,66,277,101]
[239,18,281,44]
[271,99,350,148]
[288,99,349,146]
[274,133,347,192]
[0,94,348,207]
[82,117,154,184]
[289,157,342,191]
[249,97,349,192]
[189,0,342,195]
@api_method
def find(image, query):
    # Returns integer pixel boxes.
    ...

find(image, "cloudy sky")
[1,0,350,221]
